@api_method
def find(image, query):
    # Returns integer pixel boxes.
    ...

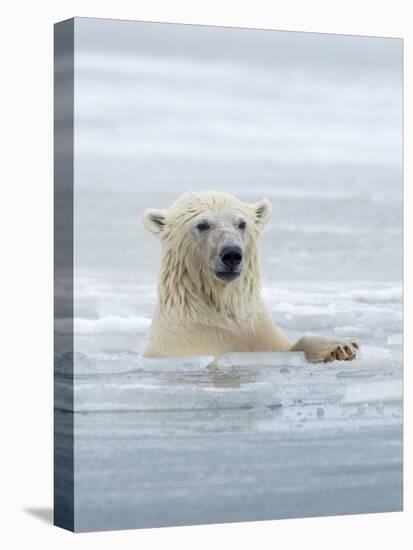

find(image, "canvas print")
[54,17,403,532]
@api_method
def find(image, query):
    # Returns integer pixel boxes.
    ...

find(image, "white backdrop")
[0,1,411,549]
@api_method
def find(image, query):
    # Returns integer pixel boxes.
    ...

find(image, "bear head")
[143,191,271,287]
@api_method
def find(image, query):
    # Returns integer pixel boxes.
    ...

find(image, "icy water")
[54,20,402,530]
[55,281,403,530]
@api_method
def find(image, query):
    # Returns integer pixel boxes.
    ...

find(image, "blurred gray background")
[74,19,402,292]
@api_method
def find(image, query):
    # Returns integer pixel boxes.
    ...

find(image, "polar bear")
[143,191,358,363]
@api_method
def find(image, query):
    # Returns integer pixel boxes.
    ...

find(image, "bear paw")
[323,341,359,363]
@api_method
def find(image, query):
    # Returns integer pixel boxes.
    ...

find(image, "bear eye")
[196,220,211,232]
[238,220,246,230]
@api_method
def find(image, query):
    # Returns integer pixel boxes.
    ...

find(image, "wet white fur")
[143,191,358,363]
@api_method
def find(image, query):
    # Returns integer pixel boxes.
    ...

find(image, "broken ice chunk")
[359,345,392,362]
[69,354,217,376]
[72,378,280,413]
[216,351,305,368]
[343,380,402,405]
[140,355,216,372]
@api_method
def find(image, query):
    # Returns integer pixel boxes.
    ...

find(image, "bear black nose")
[220,246,243,269]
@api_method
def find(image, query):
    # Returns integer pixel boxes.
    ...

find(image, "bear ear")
[252,198,272,226]
[143,208,168,236]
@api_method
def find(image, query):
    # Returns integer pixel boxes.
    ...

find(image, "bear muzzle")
[215,245,243,282]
